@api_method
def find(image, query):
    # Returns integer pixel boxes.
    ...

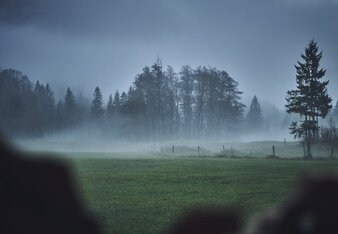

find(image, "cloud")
[0,0,39,24]
[0,0,337,108]
[0,0,188,41]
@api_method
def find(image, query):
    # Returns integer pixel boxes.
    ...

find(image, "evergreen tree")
[106,94,114,119]
[245,96,263,131]
[124,86,146,138]
[90,86,105,120]
[133,62,163,140]
[64,87,75,112]
[113,90,120,113]
[220,70,245,133]
[120,91,128,108]
[286,40,332,159]
[45,84,55,110]
[64,87,77,127]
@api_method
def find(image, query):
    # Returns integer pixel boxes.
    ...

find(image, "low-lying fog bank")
[8,127,305,158]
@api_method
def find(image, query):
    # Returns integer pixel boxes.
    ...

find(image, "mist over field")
[11,119,299,159]
[14,130,292,154]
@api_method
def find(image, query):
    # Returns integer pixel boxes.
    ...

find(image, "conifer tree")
[246,95,263,131]
[113,90,120,113]
[119,91,128,114]
[90,86,105,120]
[64,87,77,127]
[286,40,332,159]
[106,94,114,119]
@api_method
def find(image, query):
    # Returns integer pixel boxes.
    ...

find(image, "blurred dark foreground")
[1,139,338,234]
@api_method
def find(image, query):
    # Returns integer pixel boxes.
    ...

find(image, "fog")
[12,122,294,157]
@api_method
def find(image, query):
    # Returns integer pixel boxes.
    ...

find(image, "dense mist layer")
[0,124,299,156]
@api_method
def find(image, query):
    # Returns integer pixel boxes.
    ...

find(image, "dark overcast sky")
[0,0,337,108]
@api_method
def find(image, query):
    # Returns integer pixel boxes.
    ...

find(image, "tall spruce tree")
[246,95,263,131]
[64,87,77,127]
[286,40,332,159]
[90,86,105,120]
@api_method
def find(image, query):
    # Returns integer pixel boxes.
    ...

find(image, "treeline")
[2,62,337,141]
[0,61,250,140]
[0,69,84,137]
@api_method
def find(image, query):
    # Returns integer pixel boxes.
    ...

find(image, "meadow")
[61,147,338,234]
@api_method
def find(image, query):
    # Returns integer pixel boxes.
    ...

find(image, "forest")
[0,61,258,140]
[1,58,337,142]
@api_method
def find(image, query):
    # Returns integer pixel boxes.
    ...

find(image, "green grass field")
[64,154,338,234]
